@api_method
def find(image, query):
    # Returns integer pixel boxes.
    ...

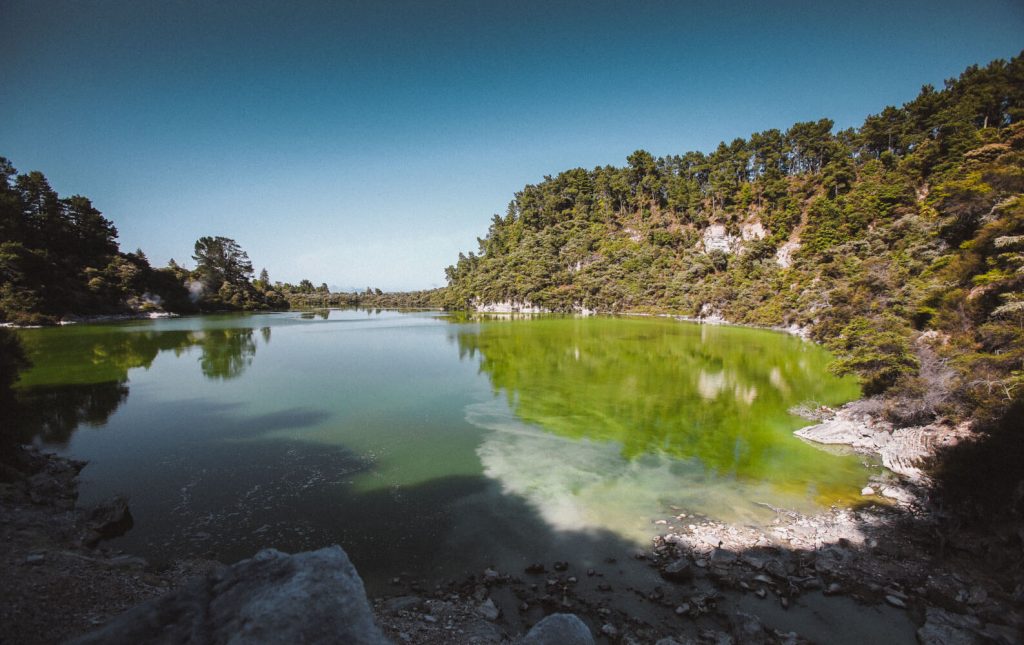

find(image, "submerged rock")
[71,545,387,645]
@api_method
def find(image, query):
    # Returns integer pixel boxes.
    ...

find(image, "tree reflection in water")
[10,326,264,445]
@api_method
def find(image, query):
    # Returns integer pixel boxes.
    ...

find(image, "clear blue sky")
[2,1,1021,290]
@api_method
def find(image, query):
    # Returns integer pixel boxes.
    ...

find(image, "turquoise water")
[12,310,867,589]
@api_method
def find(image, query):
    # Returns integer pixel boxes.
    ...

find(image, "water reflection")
[196,329,258,380]
[8,381,129,445]
[12,325,268,444]
[457,317,868,526]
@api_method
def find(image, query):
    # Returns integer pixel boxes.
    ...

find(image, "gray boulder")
[71,545,387,645]
[520,613,594,645]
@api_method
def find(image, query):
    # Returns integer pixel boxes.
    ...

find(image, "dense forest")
[445,54,1023,431]
[0,164,291,324]
[0,160,440,325]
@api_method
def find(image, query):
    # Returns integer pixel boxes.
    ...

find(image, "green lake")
[11,310,869,591]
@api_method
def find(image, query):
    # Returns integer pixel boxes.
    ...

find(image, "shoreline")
[4,420,1020,644]
[4,310,1017,643]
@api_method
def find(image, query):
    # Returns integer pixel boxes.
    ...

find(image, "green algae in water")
[10,311,870,578]
[459,316,867,534]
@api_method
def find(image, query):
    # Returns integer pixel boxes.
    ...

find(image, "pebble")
[601,624,618,637]
[885,595,907,609]
[755,588,767,599]
[675,604,690,615]
[861,486,875,496]
[25,554,45,565]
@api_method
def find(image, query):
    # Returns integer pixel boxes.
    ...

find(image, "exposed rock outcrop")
[71,546,388,645]
[794,406,969,481]
[472,299,548,314]
[701,224,739,254]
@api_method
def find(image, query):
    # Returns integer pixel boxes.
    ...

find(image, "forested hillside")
[445,55,1024,441]
[0,165,287,324]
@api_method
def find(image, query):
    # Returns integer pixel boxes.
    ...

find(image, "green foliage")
[827,316,919,395]
[443,52,1024,432]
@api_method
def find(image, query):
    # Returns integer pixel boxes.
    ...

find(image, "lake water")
[12,310,868,592]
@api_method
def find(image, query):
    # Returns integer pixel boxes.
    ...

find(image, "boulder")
[520,613,595,645]
[82,495,133,546]
[660,559,694,582]
[71,545,387,645]
[731,612,766,645]
[917,607,984,645]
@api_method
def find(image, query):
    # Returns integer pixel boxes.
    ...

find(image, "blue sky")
[2,1,1022,290]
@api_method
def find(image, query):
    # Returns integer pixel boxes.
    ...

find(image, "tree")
[192,236,253,288]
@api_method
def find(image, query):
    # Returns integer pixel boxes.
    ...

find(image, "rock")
[732,612,766,645]
[917,607,984,645]
[711,548,738,565]
[881,486,915,504]
[675,603,690,615]
[483,567,499,581]
[661,559,694,582]
[382,595,423,615]
[525,563,546,574]
[699,629,735,645]
[601,623,618,637]
[25,553,45,565]
[477,598,500,621]
[70,546,388,645]
[553,561,569,571]
[520,613,595,645]
[861,486,875,496]
[82,496,133,546]
[885,595,907,609]
[825,582,843,596]
[966,586,988,605]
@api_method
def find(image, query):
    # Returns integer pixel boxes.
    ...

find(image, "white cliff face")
[776,240,800,268]
[702,224,739,254]
[473,299,548,314]
[740,220,768,241]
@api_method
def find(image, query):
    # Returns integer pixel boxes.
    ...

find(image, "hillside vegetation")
[445,55,1024,442]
